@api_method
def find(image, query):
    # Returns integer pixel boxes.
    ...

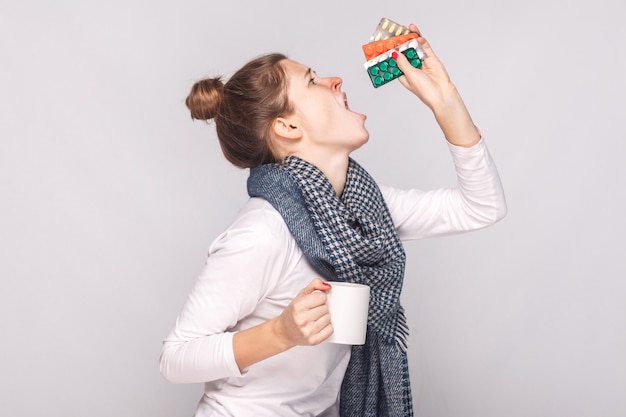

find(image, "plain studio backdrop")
[1,0,624,416]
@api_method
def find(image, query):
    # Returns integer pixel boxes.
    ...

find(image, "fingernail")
[322,282,332,288]
[391,51,399,59]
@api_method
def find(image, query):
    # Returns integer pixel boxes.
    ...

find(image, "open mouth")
[340,91,366,121]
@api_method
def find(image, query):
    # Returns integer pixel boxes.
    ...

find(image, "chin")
[360,129,370,144]
[352,132,370,151]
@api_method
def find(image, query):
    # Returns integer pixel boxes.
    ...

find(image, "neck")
[294,152,349,196]
[322,158,349,196]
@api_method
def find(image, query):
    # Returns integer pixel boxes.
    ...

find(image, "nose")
[321,76,343,92]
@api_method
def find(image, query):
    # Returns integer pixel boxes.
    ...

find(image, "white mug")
[325,282,370,345]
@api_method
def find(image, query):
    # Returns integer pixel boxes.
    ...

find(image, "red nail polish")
[392,51,399,59]
[322,282,331,287]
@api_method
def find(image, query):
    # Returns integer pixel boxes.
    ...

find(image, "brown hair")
[185,53,293,168]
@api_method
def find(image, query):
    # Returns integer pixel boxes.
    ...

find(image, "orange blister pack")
[361,32,419,61]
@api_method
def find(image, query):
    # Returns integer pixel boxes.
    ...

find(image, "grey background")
[1,0,624,416]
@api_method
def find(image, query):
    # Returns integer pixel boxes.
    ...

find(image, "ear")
[272,117,302,141]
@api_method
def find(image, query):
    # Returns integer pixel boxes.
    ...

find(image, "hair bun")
[186,77,224,121]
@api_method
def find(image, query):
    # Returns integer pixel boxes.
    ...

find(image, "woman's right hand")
[232,279,333,371]
[274,278,334,347]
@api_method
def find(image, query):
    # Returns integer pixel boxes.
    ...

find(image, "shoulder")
[208,197,295,256]
[234,197,289,235]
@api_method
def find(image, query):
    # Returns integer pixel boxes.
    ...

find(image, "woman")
[160,24,507,417]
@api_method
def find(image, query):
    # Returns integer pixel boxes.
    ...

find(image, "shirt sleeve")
[380,138,507,240]
[159,204,293,384]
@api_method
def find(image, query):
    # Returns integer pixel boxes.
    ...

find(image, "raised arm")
[383,24,506,239]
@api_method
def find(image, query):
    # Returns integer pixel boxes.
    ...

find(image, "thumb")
[392,50,414,90]
[301,278,332,296]
[392,50,411,73]
[393,49,424,76]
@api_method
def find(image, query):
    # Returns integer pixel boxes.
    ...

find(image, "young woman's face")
[281,59,369,156]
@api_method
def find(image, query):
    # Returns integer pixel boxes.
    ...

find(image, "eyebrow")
[304,68,312,80]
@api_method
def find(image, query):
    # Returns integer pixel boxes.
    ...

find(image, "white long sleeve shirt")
[160,139,507,417]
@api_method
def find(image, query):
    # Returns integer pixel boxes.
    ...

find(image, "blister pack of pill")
[370,17,412,42]
[362,18,426,88]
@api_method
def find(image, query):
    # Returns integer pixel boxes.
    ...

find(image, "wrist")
[430,82,462,115]
[232,316,294,371]
[269,316,296,351]
[431,86,480,147]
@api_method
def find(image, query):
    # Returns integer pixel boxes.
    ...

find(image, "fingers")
[303,305,334,344]
[293,279,331,320]
[408,23,421,36]
[392,49,426,91]
[392,49,412,75]
[405,23,436,61]
[280,278,334,346]
[295,278,331,312]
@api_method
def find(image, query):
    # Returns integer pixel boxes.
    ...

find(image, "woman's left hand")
[393,24,455,111]
[393,23,481,147]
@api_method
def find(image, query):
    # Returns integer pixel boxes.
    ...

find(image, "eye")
[308,76,317,86]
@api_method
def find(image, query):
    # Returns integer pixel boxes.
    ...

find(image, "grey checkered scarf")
[247,156,413,417]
